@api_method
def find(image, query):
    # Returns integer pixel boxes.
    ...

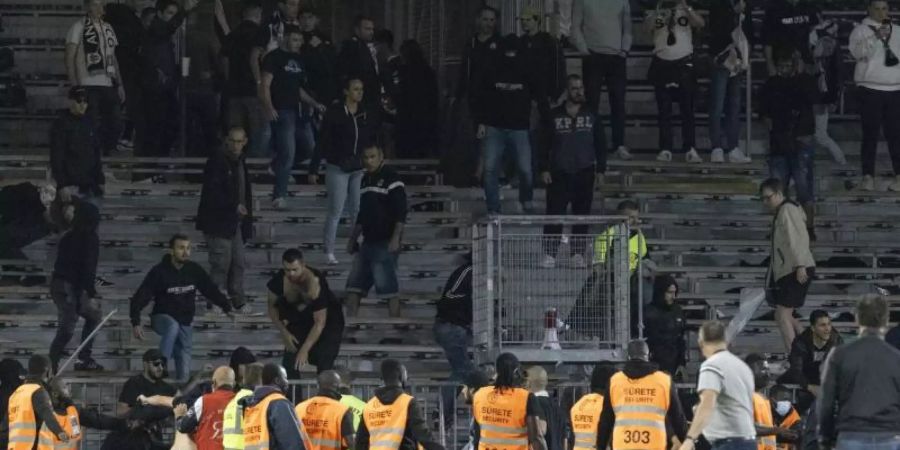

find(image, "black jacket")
[196,151,253,240]
[708,0,754,59]
[336,36,380,109]
[818,331,900,444]
[50,110,104,194]
[310,102,374,175]
[142,10,187,89]
[355,386,444,450]
[782,327,843,387]
[301,29,339,103]
[760,74,818,154]
[644,301,687,375]
[455,33,502,106]
[540,103,606,174]
[358,164,407,243]
[519,31,566,102]
[130,254,231,326]
[475,40,536,130]
[596,361,688,450]
[435,262,473,327]
[53,199,100,297]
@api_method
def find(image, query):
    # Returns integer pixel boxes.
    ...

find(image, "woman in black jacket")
[309,77,373,266]
[644,275,687,377]
[394,39,439,159]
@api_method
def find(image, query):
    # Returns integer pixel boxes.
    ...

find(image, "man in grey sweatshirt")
[571,0,633,160]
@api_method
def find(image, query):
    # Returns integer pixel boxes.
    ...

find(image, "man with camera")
[849,0,900,192]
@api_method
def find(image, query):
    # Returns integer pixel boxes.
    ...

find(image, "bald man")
[295,370,356,450]
[176,366,237,450]
[525,366,564,450]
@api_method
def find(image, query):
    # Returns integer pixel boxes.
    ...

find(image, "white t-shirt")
[696,350,756,441]
[650,7,694,60]
[66,18,118,87]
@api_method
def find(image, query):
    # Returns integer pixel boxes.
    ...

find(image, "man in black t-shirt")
[260,25,325,210]
[433,253,475,426]
[104,349,176,450]
[763,0,819,75]
[223,1,269,157]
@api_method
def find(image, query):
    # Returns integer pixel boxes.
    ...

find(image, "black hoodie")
[130,255,231,326]
[53,200,100,297]
[782,327,843,387]
[596,361,688,450]
[643,279,687,375]
[355,386,444,450]
[50,110,104,194]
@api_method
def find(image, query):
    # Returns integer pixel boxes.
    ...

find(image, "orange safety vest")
[570,393,604,450]
[472,386,530,450]
[37,405,81,450]
[776,408,801,450]
[242,392,289,450]
[362,393,416,450]
[7,383,42,450]
[296,396,350,450]
[752,393,777,450]
[609,371,670,450]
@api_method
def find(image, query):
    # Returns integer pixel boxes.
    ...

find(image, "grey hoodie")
[571,0,632,56]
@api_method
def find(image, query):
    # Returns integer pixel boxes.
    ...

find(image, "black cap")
[143,349,165,362]
[68,86,87,101]
[229,346,257,368]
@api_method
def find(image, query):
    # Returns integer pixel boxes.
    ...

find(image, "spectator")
[0,355,67,449]
[228,346,257,389]
[336,15,382,125]
[763,0,819,76]
[760,50,819,236]
[223,1,268,157]
[434,252,475,424]
[525,366,564,450]
[175,366,237,450]
[0,182,58,260]
[0,359,25,424]
[644,275,687,377]
[356,360,444,450]
[257,0,300,54]
[476,34,536,215]
[393,39,439,159]
[678,321,756,450]
[645,0,705,163]
[518,6,567,114]
[707,0,753,164]
[294,370,356,450]
[760,178,816,352]
[745,354,797,449]
[104,0,149,154]
[130,234,234,381]
[51,86,105,208]
[373,29,400,157]
[818,295,900,450]
[141,0,198,159]
[222,362,264,450]
[472,353,546,450]
[569,364,615,450]
[183,8,221,157]
[780,310,843,393]
[65,0,124,158]
[345,146,408,317]
[539,74,605,269]
[261,25,326,210]
[107,349,177,450]
[240,364,307,450]
[299,8,338,104]
[311,77,372,265]
[571,0,632,160]
[849,0,900,192]
[808,17,847,165]
[266,249,345,379]
[195,127,253,313]
[49,200,103,373]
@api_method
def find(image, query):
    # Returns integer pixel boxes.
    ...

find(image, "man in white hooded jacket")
[849,0,900,192]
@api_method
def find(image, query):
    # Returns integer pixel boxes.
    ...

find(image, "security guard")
[472,353,547,450]
[570,365,616,450]
[336,368,366,431]
[593,200,646,272]
[745,355,797,450]
[38,378,127,450]
[356,359,443,450]
[598,340,687,450]
[240,363,306,450]
[768,385,801,450]
[2,355,68,449]
[295,370,355,450]
[223,363,264,450]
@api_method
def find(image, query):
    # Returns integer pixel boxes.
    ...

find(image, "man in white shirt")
[65,0,124,157]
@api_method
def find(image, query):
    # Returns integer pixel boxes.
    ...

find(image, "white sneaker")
[540,255,556,269]
[272,197,287,210]
[570,254,587,269]
[889,177,900,192]
[615,146,633,160]
[710,148,725,163]
[860,175,875,191]
[727,147,752,163]
[656,150,673,162]
[325,253,339,265]
[685,148,703,163]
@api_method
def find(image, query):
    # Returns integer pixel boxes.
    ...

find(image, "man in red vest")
[175,366,238,450]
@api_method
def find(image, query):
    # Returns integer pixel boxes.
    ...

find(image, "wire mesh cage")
[473,216,633,365]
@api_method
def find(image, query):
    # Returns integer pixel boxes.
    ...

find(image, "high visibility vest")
[7,383,42,450]
[609,371,670,450]
[472,386,529,450]
[593,227,647,272]
[570,393,604,450]
[223,389,253,450]
[362,393,415,450]
[776,408,801,450]
[340,394,366,432]
[37,406,81,450]
[752,393,777,450]
[296,396,350,450]
[242,392,288,450]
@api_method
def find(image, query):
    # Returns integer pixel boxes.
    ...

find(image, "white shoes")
[727,147,752,163]
[889,176,900,192]
[656,150,673,162]
[325,253,339,265]
[541,255,556,269]
[570,254,587,269]
[271,198,287,210]
[710,148,725,163]
[685,148,703,163]
[860,175,875,191]
[615,146,633,160]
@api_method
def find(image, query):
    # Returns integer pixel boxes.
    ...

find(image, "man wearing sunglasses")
[50,86,105,208]
[105,349,176,450]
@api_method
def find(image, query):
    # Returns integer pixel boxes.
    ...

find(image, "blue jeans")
[709,438,756,450]
[434,322,474,422]
[837,432,900,450]
[324,164,363,255]
[767,144,815,204]
[709,67,743,150]
[271,108,313,199]
[482,126,533,214]
[150,314,193,381]
[346,241,399,297]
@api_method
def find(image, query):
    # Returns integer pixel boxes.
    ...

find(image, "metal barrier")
[472,216,633,365]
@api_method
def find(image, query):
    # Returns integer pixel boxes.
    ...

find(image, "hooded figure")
[643,275,687,376]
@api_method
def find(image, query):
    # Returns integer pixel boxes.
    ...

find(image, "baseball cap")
[143,349,165,362]
[68,86,87,102]
[229,346,257,369]
[518,6,541,21]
